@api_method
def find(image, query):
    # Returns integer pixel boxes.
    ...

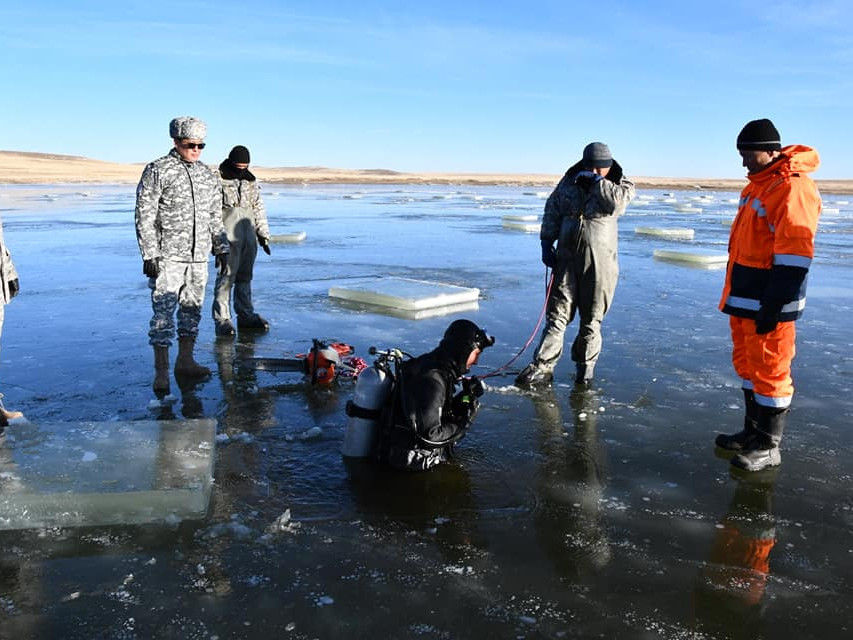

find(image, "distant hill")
[1,150,851,193]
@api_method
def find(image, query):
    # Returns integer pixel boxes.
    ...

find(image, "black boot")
[715,388,759,451]
[731,405,787,472]
[237,314,270,332]
[575,363,594,387]
[515,363,553,389]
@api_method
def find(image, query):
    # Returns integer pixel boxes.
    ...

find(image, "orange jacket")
[720,145,821,320]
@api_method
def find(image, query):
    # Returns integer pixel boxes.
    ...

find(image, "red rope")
[479,267,555,380]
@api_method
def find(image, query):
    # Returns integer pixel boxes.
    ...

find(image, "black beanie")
[228,145,251,164]
[736,119,781,151]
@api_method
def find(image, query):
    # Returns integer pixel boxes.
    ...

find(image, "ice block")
[653,249,728,267]
[328,277,480,312]
[269,231,307,243]
[0,419,215,530]
[502,217,541,232]
[634,227,695,240]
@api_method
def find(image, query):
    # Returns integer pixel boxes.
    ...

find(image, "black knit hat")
[228,145,251,164]
[736,119,781,151]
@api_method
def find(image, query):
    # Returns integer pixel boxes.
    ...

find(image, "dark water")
[0,184,852,639]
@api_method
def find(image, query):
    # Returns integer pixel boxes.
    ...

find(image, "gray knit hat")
[169,116,207,140]
[582,142,613,168]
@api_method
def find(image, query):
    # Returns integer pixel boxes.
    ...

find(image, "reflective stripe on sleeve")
[781,299,806,314]
[774,254,812,268]
[726,296,760,311]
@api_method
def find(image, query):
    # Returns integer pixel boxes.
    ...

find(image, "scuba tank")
[341,351,397,458]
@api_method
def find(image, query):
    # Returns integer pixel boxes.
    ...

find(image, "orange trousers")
[729,316,795,409]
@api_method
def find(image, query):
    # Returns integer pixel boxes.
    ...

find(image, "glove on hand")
[540,239,557,269]
[452,390,480,428]
[754,306,780,335]
[259,236,271,256]
[143,259,159,279]
[215,252,230,276]
[462,376,485,399]
[574,170,601,191]
[8,278,19,298]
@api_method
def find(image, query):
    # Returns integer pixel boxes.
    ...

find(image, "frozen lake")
[0,182,852,638]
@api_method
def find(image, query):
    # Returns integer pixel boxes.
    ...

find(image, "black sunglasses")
[181,142,206,150]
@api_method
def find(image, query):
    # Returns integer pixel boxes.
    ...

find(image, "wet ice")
[0,183,852,637]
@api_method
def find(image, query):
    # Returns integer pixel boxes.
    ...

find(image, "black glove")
[462,376,485,399]
[574,170,601,192]
[754,306,780,335]
[8,278,19,298]
[540,239,557,269]
[215,252,230,276]
[143,259,159,279]
[259,236,271,256]
[452,390,480,428]
[606,160,624,183]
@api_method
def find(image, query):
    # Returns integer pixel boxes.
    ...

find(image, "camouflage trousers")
[148,259,208,347]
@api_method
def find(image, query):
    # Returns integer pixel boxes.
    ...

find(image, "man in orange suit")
[715,118,822,471]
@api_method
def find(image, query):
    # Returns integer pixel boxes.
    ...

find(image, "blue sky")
[1,0,850,178]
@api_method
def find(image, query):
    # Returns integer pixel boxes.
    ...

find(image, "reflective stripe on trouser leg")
[149,260,209,346]
[532,265,577,370]
[729,316,795,409]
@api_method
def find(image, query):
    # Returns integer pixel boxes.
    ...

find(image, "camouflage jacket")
[0,212,18,305]
[540,160,636,246]
[220,176,270,241]
[135,149,228,262]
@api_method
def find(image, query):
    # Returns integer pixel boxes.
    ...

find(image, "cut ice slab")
[331,297,479,320]
[0,419,215,530]
[328,277,480,312]
[269,231,307,243]
[634,227,695,240]
[501,214,540,232]
[653,249,728,267]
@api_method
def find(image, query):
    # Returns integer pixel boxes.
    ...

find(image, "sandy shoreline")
[2,150,852,194]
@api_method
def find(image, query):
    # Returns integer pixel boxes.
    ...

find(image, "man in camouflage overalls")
[135,116,229,394]
[516,142,635,390]
[212,145,271,337]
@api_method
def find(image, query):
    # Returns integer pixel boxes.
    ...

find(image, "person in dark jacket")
[213,145,272,337]
[380,319,494,471]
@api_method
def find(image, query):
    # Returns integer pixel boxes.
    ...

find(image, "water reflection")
[694,470,778,638]
[343,458,480,557]
[531,387,610,580]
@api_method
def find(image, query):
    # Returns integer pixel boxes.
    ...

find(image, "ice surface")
[328,276,480,311]
[0,419,215,530]
[1,183,852,636]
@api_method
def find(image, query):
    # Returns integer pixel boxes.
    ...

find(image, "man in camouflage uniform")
[135,116,229,394]
[516,142,635,389]
[212,145,272,337]
[0,210,22,432]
